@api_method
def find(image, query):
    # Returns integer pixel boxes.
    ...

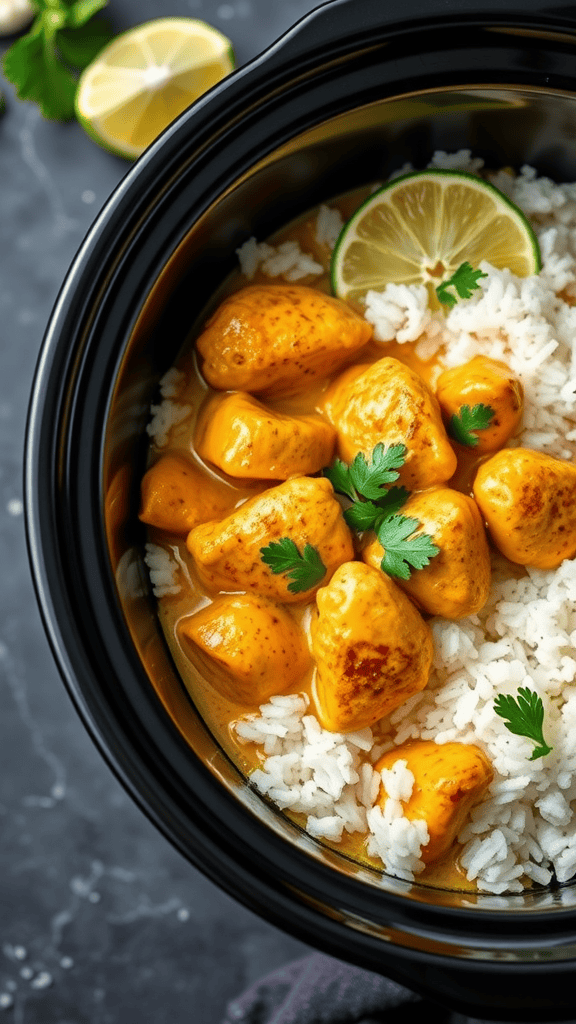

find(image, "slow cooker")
[24,0,576,1017]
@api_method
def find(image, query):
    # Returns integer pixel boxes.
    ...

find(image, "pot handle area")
[269,0,576,68]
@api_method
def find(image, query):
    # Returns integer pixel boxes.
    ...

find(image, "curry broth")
[144,189,493,892]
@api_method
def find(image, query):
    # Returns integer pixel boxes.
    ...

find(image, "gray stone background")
[0,1,323,1021]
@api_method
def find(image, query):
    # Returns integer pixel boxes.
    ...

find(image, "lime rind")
[331,168,542,304]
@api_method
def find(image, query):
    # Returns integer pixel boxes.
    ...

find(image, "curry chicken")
[139,253,572,883]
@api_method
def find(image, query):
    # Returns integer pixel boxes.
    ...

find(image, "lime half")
[75,17,235,160]
[331,169,542,307]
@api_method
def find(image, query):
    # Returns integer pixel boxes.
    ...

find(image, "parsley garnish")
[2,0,114,121]
[449,404,495,447]
[324,443,439,580]
[436,262,488,308]
[494,687,553,761]
[260,538,326,594]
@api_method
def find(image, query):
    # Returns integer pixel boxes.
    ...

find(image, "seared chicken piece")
[375,740,493,864]
[323,357,457,489]
[195,391,336,480]
[473,447,576,569]
[196,284,372,394]
[139,452,234,535]
[310,561,433,733]
[436,356,524,453]
[187,476,353,602]
[362,487,491,619]
[178,594,311,704]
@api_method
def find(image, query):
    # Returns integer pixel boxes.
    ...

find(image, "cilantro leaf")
[65,0,109,29]
[449,404,495,447]
[4,29,78,120]
[260,538,326,594]
[57,19,113,67]
[376,515,439,581]
[324,443,406,502]
[2,0,113,121]
[436,262,488,308]
[494,687,552,760]
[348,443,406,501]
[323,457,357,502]
[343,486,410,532]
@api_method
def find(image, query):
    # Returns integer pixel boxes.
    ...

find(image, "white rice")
[144,543,181,597]
[230,152,576,893]
[146,368,192,449]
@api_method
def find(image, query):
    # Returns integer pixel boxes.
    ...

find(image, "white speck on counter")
[19,967,33,981]
[30,971,52,991]
[60,956,74,970]
[0,993,13,1010]
[176,908,189,922]
[6,499,23,517]
[51,783,65,800]
[88,892,101,904]
[81,190,96,204]
[3,945,27,962]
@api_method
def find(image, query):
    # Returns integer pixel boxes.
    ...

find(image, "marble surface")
[0,2,323,1021]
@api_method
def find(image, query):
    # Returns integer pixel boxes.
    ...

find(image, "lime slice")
[75,17,235,160]
[331,169,542,307]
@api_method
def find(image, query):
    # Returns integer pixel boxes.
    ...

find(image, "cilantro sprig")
[436,261,488,309]
[324,443,406,503]
[260,538,326,595]
[449,403,495,447]
[494,687,553,761]
[2,0,114,121]
[376,515,439,582]
[324,443,439,580]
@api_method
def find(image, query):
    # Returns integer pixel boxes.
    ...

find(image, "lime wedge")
[75,17,235,160]
[331,169,542,308]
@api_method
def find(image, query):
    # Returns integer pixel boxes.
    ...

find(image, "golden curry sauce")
[142,191,496,892]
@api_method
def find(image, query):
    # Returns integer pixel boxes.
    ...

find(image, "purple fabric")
[222,952,427,1024]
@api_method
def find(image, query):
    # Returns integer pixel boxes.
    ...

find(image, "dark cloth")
[222,952,454,1024]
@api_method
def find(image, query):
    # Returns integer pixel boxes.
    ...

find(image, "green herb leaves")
[324,443,439,581]
[260,538,326,595]
[377,515,439,581]
[494,687,553,761]
[2,0,114,121]
[449,403,495,447]
[325,443,406,503]
[436,261,488,309]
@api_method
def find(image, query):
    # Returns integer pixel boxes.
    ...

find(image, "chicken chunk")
[139,453,234,535]
[195,284,372,394]
[362,487,491,619]
[195,391,336,480]
[436,356,524,453]
[323,357,457,489]
[178,595,311,705]
[310,561,433,732]
[473,447,576,569]
[187,476,354,602]
[375,740,493,864]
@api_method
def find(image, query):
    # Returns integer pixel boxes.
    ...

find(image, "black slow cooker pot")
[24,0,576,1018]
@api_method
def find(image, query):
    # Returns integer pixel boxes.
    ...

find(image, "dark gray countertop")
[0,2,322,1020]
